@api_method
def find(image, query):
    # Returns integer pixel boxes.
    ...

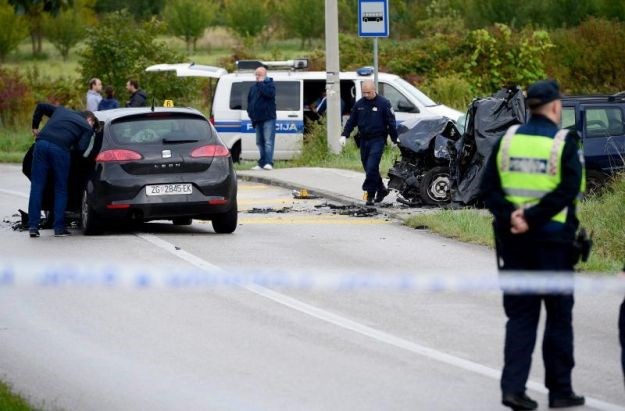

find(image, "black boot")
[374,187,389,203]
[502,392,538,410]
[365,191,375,206]
[549,393,585,408]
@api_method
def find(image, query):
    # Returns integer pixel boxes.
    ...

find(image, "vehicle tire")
[172,217,192,226]
[230,141,241,163]
[81,190,102,235]
[419,166,451,205]
[585,169,608,196]
[212,201,238,234]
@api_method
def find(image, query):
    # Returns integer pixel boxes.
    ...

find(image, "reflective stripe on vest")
[496,127,569,223]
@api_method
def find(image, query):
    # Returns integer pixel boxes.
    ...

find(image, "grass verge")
[405,174,625,273]
[0,381,34,411]
[0,129,32,163]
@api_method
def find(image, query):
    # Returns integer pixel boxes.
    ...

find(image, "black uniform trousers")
[359,136,386,194]
[499,235,575,398]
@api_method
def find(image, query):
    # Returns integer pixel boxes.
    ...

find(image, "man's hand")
[32,129,39,138]
[339,136,347,147]
[510,208,529,234]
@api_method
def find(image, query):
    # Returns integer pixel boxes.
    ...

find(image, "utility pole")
[325,0,341,154]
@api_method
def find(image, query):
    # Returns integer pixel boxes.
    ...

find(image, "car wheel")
[585,169,608,196]
[81,190,102,235]
[212,201,238,234]
[420,166,451,205]
[172,217,192,226]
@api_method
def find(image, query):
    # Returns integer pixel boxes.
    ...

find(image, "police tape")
[0,260,624,293]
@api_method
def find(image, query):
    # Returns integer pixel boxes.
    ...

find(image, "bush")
[547,18,625,93]
[43,8,87,61]
[24,66,83,109]
[0,68,34,128]
[163,0,216,52]
[420,75,474,111]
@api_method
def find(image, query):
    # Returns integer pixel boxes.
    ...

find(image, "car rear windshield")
[229,81,300,111]
[109,114,215,145]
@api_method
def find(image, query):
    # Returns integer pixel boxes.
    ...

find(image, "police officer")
[29,103,95,237]
[481,80,585,410]
[340,79,398,205]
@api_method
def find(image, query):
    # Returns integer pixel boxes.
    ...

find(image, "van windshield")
[393,78,437,107]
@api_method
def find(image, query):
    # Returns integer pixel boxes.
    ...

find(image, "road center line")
[137,232,624,411]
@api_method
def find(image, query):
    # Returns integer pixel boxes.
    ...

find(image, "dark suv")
[561,94,625,190]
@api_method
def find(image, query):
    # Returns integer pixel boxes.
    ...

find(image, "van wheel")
[585,169,608,195]
[230,141,241,163]
[81,190,102,235]
[172,217,192,226]
[212,202,238,234]
[420,166,451,205]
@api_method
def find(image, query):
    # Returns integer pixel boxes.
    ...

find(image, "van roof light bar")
[235,59,309,71]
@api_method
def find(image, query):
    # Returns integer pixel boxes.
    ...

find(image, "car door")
[580,104,625,173]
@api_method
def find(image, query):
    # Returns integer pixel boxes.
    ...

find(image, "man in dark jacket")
[28,103,95,237]
[340,80,398,205]
[247,66,277,170]
[481,80,585,410]
[125,79,147,107]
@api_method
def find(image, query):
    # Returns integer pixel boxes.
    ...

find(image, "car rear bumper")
[87,166,237,221]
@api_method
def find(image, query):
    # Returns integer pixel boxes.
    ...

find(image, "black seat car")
[78,107,237,234]
[561,94,625,190]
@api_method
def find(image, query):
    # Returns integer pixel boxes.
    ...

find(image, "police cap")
[526,79,561,108]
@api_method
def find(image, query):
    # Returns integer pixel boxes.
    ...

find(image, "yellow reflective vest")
[496,125,584,224]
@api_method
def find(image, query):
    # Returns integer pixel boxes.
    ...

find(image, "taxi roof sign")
[163,100,174,107]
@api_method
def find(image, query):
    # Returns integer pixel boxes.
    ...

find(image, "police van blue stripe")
[215,120,304,134]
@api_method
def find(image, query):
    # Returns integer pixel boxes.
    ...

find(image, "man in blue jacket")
[29,103,96,237]
[247,66,277,170]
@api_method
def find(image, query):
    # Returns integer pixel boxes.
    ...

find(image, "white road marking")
[137,232,625,411]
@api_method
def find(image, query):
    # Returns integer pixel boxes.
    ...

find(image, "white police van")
[146,60,462,162]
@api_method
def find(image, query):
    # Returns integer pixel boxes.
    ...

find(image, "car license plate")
[146,184,193,196]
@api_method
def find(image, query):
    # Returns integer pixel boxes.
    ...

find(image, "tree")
[223,0,268,42]
[78,11,196,106]
[279,0,324,47]
[9,0,70,56]
[0,0,28,61]
[43,6,85,60]
[163,0,216,52]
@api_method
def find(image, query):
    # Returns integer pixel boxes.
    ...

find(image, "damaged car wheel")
[420,166,451,205]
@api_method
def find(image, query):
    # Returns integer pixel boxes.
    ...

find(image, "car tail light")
[208,198,228,205]
[209,116,215,125]
[106,204,130,209]
[96,149,143,162]
[191,145,230,158]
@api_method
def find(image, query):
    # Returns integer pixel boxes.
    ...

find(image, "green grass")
[0,381,34,411]
[405,174,625,273]
[0,129,32,163]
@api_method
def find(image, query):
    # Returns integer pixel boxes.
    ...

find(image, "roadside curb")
[236,171,412,223]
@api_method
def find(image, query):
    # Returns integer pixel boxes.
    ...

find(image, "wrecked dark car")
[388,116,461,205]
[388,86,526,207]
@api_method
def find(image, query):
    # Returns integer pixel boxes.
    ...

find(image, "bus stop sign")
[358,0,389,37]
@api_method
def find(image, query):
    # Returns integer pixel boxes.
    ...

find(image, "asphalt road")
[0,164,623,411]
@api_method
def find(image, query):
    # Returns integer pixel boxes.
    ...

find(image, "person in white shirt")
[86,78,102,112]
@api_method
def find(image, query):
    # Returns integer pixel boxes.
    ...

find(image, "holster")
[571,227,593,265]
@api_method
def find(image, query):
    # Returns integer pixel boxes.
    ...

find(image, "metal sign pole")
[373,37,379,91]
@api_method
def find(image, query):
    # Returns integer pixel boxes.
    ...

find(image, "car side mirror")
[397,100,419,113]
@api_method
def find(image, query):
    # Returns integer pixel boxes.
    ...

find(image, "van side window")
[230,81,301,111]
[378,83,418,113]
[584,107,624,138]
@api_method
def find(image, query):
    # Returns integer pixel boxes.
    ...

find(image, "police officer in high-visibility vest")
[482,80,585,410]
